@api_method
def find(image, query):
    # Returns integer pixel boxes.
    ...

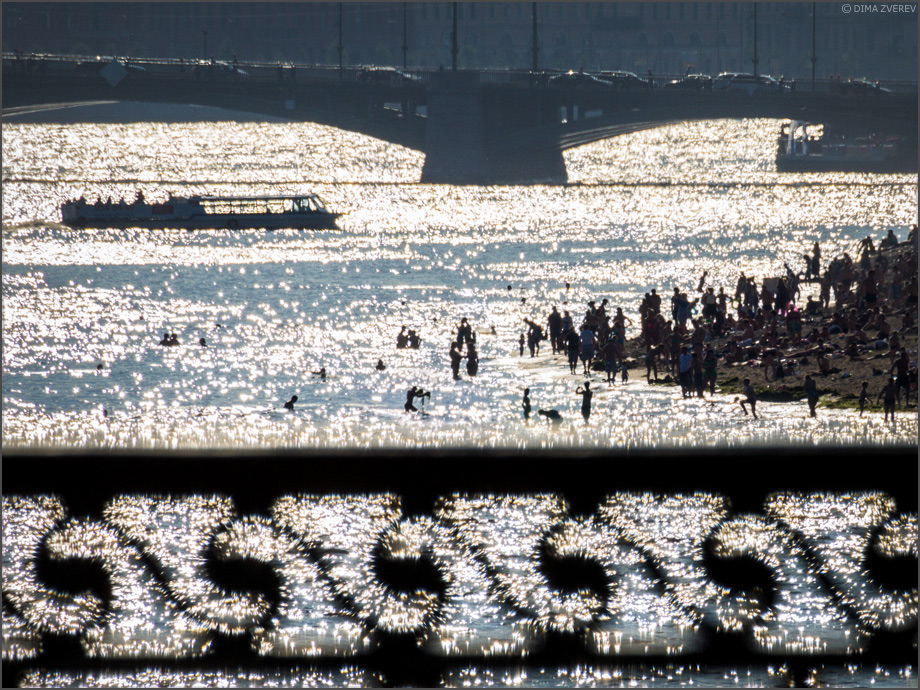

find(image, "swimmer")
[158,333,170,346]
[739,378,758,419]
[283,395,298,411]
[538,408,563,424]
[575,381,592,424]
[522,388,531,420]
[375,359,386,371]
[199,338,207,347]
[96,363,104,370]
[312,367,326,379]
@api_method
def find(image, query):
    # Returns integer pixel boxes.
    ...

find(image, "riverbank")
[616,241,918,415]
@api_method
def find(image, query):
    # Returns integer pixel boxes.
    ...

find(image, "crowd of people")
[517,225,917,422]
[259,226,918,422]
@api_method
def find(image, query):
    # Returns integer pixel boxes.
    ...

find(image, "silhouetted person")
[576,382,593,424]
[375,359,386,371]
[312,367,326,379]
[538,409,563,424]
[449,341,463,380]
[522,388,531,420]
[283,395,297,411]
[199,338,207,347]
[466,343,479,376]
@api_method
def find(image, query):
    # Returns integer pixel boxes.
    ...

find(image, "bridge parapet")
[4,53,917,183]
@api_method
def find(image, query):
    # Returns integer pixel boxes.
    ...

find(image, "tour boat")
[775,120,915,174]
[61,192,342,230]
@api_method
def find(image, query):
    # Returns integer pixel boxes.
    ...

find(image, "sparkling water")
[2,118,917,449]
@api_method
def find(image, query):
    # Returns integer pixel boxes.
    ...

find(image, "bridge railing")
[4,52,918,95]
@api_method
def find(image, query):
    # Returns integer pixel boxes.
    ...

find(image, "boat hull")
[776,154,917,174]
[61,213,342,231]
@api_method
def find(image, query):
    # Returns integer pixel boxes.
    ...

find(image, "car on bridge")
[547,71,614,88]
[831,79,893,96]
[598,70,653,89]
[191,60,248,79]
[662,74,713,91]
[713,72,789,95]
[357,67,421,86]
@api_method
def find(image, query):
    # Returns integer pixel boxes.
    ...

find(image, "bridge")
[4,53,917,184]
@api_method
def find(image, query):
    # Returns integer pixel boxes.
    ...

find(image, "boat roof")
[196,194,325,201]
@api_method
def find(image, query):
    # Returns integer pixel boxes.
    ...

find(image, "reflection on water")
[3,491,915,686]
[2,119,917,449]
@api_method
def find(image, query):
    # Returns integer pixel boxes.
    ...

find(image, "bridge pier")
[421,72,567,185]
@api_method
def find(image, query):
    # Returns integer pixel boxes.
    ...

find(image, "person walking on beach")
[877,378,898,422]
[548,306,563,354]
[645,345,659,383]
[891,350,911,405]
[575,381,593,424]
[522,388,532,420]
[566,329,580,375]
[739,378,758,419]
[604,338,620,384]
[804,374,819,418]
[702,345,718,395]
[678,347,693,399]
[579,324,596,377]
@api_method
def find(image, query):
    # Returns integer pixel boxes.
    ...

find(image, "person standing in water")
[877,378,898,422]
[405,386,429,412]
[739,378,758,419]
[858,381,870,417]
[804,374,819,417]
[522,388,532,420]
[283,395,297,410]
[449,341,463,380]
[466,342,479,376]
[575,381,593,424]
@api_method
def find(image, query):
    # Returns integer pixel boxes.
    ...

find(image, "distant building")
[2,2,917,81]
